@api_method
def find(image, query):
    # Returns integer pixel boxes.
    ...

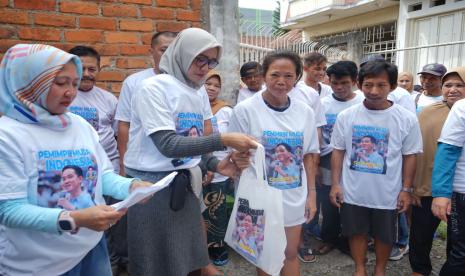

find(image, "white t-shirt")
[237,87,260,103]
[229,92,320,226]
[330,103,422,209]
[115,68,156,123]
[125,74,207,171]
[319,82,333,99]
[289,82,326,127]
[387,87,416,114]
[438,98,465,194]
[416,93,443,114]
[70,86,119,161]
[0,114,113,275]
[320,93,365,156]
[211,106,233,183]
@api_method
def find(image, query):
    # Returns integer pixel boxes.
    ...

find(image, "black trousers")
[440,192,465,276]
[320,184,341,245]
[409,196,441,275]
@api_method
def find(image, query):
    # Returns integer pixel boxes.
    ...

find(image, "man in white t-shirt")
[301,52,333,99]
[237,61,264,103]
[415,63,447,114]
[115,31,177,175]
[315,61,364,256]
[68,46,119,171]
[330,60,422,276]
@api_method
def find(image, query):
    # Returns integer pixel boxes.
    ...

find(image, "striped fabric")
[0,44,82,130]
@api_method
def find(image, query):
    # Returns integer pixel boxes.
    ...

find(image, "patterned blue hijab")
[0,44,82,130]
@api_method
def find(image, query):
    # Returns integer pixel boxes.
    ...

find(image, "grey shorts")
[340,203,397,245]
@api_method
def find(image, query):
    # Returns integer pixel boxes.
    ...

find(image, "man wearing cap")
[415,63,448,114]
[410,67,465,276]
[431,67,465,276]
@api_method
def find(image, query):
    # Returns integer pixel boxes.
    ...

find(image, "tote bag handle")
[252,142,267,186]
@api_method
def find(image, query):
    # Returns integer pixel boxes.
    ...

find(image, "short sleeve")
[201,89,213,120]
[330,111,347,150]
[133,80,176,136]
[228,105,249,134]
[303,107,320,154]
[438,100,465,147]
[402,116,423,154]
[0,135,28,200]
[311,94,327,127]
[216,106,233,134]
[115,78,132,122]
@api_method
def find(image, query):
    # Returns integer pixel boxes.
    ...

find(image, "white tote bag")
[225,143,286,275]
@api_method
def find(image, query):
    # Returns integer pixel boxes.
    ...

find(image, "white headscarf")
[159,28,222,89]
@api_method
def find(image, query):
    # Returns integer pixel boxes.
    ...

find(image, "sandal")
[314,243,334,255]
[297,247,317,263]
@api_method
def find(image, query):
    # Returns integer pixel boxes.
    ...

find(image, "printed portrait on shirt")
[36,149,98,210]
[232,198,265,262]
[322,113,337,145]
[171,112,204,167]
[350,125,389,174]
[262,130,304,189]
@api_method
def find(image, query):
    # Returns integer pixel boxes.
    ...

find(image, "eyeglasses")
[194,55,219,69]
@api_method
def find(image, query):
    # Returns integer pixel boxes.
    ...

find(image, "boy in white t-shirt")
[330,61,422,276]
[237,61,264,103]
[301,52,333,99]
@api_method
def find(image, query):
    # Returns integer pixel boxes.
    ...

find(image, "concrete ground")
[221,238,447,276]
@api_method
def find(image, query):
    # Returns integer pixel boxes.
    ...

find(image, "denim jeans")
[396,213,409,247]
[61,237,112,276]
[440,192,465,276]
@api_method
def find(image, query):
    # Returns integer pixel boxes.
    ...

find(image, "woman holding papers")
[124,28,256,276]
[0,44,152,276]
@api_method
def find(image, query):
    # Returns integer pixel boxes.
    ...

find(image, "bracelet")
[401,187,413,193]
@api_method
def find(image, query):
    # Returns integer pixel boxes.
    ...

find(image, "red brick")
[97,71,125,81]
[0,10,29,24]
[119,19,153,32]
[0,39,22,52]
[156,0,188,8]
[110,82,122,94]
[102,5,138,17]
[191,22,202,28]
[176,10,200,22]
[60,1,99,15]
[0,0,9,7]
[80,17,117,30]
[15,0,56,10]
[18,27,61,41]
[65,30,103,42]
[100,56,113,68]
[141,33,153,45]
[140,7,174,19]
[157,21,189,32]
[120,0,152,4]
[34,13,76,27]
[93,44,120,55]
[104,32,139,44]
[0,28,16,39]
[191,0,202,10]
[50,43,75,52]
[120,44,151,55]
[116,58,147,69]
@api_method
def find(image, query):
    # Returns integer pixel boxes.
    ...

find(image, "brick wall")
[0,0,204,96]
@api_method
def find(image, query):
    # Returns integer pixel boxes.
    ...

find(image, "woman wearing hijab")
[125,28,256,276]
[0,44,153,275]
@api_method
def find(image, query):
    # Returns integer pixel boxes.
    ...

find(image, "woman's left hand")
[231,151,251,170]
[305,191,317,223]
[129,180,155,204]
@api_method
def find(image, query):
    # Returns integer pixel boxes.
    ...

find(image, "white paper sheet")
[111,172,177,211]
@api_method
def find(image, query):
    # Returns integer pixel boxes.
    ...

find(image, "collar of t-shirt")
[263,96,291,112]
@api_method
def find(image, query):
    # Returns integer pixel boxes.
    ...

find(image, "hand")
[57,198,75,211]
[221,133,257,152]
[411,194,422,207]
[70,205,127,232]
[431,197,451,222]
[305,191,317,223]
[397,191,411,213]
[230,151,252,170]
[203,171,214,186]
[129,180,155,204]
[329,184,344,208]
[217,152,239,179]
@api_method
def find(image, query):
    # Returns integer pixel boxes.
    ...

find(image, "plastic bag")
[225,143,286,275]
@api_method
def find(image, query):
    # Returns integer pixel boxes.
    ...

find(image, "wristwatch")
[58,211,78,234]
[401,187,413,193]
